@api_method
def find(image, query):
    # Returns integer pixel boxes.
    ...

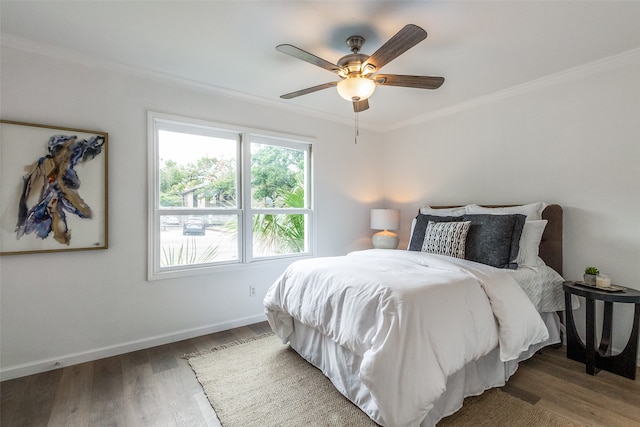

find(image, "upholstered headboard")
[432,204,563,276]
[539,204,563,276]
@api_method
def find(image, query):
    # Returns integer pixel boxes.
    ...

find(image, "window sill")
[148,252,313,281]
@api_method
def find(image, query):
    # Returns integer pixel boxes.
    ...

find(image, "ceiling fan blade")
[375,74,444,89]
[280,81,338,99]
[276,44,345,74]
[363,24,427,72]
[353,99,369,112]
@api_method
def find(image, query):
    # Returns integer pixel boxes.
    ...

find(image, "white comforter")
[264,249,549,427]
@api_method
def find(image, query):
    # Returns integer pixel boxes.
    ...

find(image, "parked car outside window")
[183,217,206,235]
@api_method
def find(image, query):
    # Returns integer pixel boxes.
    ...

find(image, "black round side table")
[563,281,640,380]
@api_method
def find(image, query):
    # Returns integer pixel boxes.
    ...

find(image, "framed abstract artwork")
[0,120,108,255]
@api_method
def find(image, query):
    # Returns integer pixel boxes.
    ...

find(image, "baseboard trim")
[0,314,267,381]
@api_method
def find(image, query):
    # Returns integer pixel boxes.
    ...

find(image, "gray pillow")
[408,213,462,251]
[462,214,526,269]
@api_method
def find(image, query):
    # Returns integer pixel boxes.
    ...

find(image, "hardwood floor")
[2,321,639,427]
[0,322,272,427]
[506,346,640,426]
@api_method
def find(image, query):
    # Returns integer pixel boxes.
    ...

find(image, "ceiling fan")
[276,24,444,113]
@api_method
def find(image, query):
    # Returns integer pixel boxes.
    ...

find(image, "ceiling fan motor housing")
[338,53,370,76]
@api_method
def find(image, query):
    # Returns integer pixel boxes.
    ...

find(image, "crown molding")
[387,47,640,132]
[3,34,636,135]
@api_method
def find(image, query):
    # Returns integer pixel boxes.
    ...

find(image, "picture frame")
[0,120,108,255]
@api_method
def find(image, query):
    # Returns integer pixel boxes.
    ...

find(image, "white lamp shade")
[370,209,400,231]
[337,77,376,101]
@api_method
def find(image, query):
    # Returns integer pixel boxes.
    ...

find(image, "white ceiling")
[2,1,640,131]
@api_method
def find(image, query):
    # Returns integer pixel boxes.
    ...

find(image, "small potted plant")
[584,267,599,286]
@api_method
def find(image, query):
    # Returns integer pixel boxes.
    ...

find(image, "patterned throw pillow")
[421,221,471,259]
[408,214,462,251]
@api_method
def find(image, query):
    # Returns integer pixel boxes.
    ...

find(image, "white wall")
[0,47,384,379]
[383,52,640,361]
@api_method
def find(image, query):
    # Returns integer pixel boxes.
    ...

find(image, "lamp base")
[372,230,399,249]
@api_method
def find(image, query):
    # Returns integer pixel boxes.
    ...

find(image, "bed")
[264,203,565,427]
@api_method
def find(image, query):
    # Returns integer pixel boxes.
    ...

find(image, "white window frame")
[147,112,314,280]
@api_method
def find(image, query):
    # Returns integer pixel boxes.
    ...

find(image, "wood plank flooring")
[2,321,639,426]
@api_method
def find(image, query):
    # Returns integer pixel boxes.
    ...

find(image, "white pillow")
[465,202,546,221]
[422,221,471,259]
[419,205,467,216]
[516,220,548,267]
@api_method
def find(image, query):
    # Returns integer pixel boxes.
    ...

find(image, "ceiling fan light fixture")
[337,77,376,102]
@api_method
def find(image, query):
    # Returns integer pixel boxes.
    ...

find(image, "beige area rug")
[187,333,576,427]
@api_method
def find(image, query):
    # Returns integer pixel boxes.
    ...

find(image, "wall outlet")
[249,285,256,297]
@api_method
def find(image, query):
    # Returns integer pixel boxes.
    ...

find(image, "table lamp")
[370,208,400,249]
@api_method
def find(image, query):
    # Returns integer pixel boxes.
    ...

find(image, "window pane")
[160,214,238,267]
[250,143,305,208]
[159,130,237,208]
[252,213,307,258]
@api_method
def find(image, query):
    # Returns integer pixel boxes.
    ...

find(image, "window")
[148,112,313,279]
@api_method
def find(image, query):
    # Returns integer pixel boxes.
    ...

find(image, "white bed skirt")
[287,312,561,427]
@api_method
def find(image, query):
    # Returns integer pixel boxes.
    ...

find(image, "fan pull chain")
[354,112,359,144]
